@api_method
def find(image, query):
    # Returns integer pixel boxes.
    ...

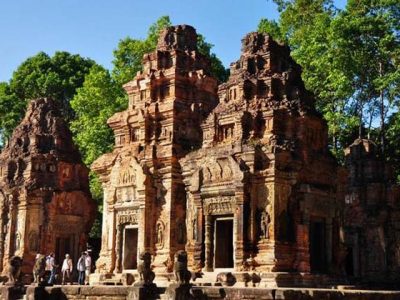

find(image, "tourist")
[46,253,57,285]
[32,253,40,284]
[61,254,73,285]
[84,251,92,285]
[77,252,86,285]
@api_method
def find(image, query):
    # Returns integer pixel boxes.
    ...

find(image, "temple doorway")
[123,227,138,270]
[345,246,354,276]
[55,236,77,265]
[214,218,234,268]
[309,218,327,273]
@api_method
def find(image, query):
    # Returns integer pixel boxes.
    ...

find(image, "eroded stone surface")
[0,98,96,276]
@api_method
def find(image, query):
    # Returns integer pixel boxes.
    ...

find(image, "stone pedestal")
[256,240,276,271]
[165,283,194,300]
[0,285,25,300]
[129,283,159,300]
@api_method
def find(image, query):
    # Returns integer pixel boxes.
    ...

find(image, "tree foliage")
[258,0,400,162]
[70,64,126,166]
[0,82,25,147]
[10,51,95,121]
[0,51,95,146]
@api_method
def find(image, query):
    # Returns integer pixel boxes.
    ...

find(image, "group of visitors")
[34,251,92,285]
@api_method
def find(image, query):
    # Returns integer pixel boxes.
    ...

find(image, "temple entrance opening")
[123,227,138,270]
[345,247,354,276]
[56,236,77,265]
[310,218,327,273]
[214,218,234,268]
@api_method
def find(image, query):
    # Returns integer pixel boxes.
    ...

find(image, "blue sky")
[0,0,346,82]
[0,0,279,81]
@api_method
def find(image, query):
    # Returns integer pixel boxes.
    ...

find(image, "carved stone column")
[295,212,310,272]
[204,214,213,271]
[235,191,245,270]
[115,224,123,273]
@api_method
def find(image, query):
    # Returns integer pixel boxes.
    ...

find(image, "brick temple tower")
[91,25,218,281]
[0,98,96,276]
[181,32,339,282]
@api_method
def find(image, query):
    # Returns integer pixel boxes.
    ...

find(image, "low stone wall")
[193,287,400,300]
[0,285,25,300]
[25,286,132,300]
[0,285,398,300]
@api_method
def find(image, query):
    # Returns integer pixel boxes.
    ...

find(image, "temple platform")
[1,285,399,300]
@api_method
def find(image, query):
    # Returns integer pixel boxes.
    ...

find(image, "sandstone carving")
[173,250,191,285]
[7,256,22,285]
[137,252,155,285]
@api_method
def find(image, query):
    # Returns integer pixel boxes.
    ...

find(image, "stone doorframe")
[122,224,139,272]
[205,213,236,271]
[115,222,138,273]
[213,216,235,269]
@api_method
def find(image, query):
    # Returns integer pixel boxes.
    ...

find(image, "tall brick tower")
[92,25,218,280]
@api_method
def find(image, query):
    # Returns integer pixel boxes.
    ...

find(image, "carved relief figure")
[192,217,198,241]
[156,222,164,248]
[14,232,21,251]
[260,206,271,240]
[28,231,39,252]
[177,220,186,244]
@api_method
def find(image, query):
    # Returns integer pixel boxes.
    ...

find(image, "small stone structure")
[0,98,96,277]
[340,139,400,282]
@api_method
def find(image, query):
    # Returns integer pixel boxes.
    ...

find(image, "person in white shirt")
[61,254,73,285]
[84,252,92,285]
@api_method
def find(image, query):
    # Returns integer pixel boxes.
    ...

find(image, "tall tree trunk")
[379,62,385,155]
[358,102,363,139]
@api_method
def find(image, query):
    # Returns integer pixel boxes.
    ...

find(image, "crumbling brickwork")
[0,98,96,276]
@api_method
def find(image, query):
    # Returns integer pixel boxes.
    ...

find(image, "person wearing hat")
[84,251,92,285]
[61,254,73,285]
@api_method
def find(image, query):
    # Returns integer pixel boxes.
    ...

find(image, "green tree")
[0,82,25,147]
[257,0,400,160]
[197,34,230,82]
[330,0,400,153]
[112,16,172,85]
[9,51,95,121]
[258,19,285,42]
[70,64,126,166]
[70,65,127,238]
[0,51,94,146]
